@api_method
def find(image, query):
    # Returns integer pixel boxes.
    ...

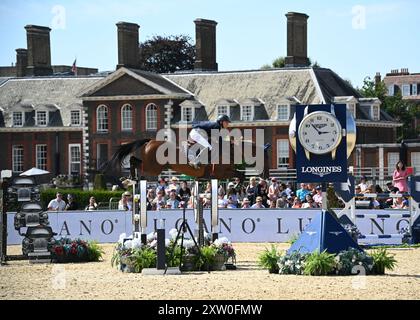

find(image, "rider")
[187,115,231,168]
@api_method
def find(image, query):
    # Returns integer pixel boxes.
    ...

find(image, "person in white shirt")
[118,191,133,211]
[48,193,66,211]
[312,186,323,207]
[251,197,266,209]
[357,176,368,193]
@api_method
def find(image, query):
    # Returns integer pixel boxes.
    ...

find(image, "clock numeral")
[310,119,314,123]
[333,131,337,135]
[304,132,308,136]
[319,146,323,150]
[305,139,310,143]
[317,116,322,120]
[306,124,310,128]
[326,144,330,148]
[330,123,334,127]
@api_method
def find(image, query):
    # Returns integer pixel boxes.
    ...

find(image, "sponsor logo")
[301,166,343,177]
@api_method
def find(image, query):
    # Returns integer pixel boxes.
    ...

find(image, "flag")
[71,59,77,76]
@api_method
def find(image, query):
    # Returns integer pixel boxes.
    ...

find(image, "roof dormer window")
[217,105,230,118]
[12,111,24,127]
[371,105,380,121]
[277,104,290,121]
[181,106,195,123]
[35,110,48,127]
[70,110,81,126]
[241,105,254,121]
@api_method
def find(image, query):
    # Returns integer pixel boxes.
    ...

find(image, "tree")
[261,56,320,69]
[139,35,195,73]
[359,76,420,140]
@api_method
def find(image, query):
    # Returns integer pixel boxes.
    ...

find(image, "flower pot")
[182,254,197,272]
[212,254,227,271]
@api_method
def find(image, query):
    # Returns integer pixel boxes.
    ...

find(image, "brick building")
[0,12,413,184]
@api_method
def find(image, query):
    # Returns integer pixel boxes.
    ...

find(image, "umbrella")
[20,167,50,177]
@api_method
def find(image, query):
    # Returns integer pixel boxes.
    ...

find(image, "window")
[146,103,158,130]
[402,84,410,97]
[36,145,47,170]
[241,105,254,121]
[388,85,394,96]
[411,152,420,173]
[35,111,48,126]
[387,152,400,174]
[277,139,289,169]
[69,144,81,175]
[181,106,194,123]
[96,105,108,132]
[217,105,230,118]
[413,84,418,96]
[97,143,108,170]
[347,103,356,118]
[12,112,24,127]
[371,105,380,121]
[12,145,24,172]
[70,110,81,126]
[121,104,133,131]
[277,105,290,121]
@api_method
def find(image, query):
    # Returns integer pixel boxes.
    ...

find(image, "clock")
[291,105,347,160]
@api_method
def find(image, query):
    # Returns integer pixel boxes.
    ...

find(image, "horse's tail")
[101,138,151,172]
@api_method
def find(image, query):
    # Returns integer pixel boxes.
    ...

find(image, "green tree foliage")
[359,76,420,140]
[139,35,195,73]
[261,56,320,69]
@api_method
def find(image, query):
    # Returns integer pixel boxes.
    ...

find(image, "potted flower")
[258,245,281,274]
[371,248,397,275]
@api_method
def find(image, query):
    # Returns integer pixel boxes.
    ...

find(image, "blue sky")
[0,0,418,87]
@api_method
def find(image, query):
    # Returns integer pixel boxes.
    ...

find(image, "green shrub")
[371,248,397,275]
[165,243,182,267]
[87,241,105,262]
[94,174,107,190]
[41,189,122,210]
[304,250,336,276]
[131,248,157,273]
[335,248,374,275]
[258,245,281,274]
[200,246,217,271]
[278,251,308,275]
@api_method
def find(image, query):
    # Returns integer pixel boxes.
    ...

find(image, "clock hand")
[310,123,321,135]
[319,131,330,135]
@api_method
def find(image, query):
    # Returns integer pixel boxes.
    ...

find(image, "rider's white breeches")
[189,129,213,150]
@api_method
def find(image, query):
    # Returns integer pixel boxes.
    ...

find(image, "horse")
[103,137,271,181]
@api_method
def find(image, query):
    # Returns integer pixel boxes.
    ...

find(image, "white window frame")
[146,103,158,130]
[121,104,133,131]
[217,105,230,118]
[68,144,81,175]
[277,139,289,170]
[36,144,47,170]
[181,106,195,123]
[347,103,356,119]
[387,152,400,175]
[413,84,418,96]
[12,145,24,173]
[70,110,81,126]
[96,104,108,133]
[411,152,420,174]
[371,105,380,121]
[388,85,394,96]
[402,84,410,97]
[277,104,290,121]
[241,105,254,122]
[12,111,24,127]
[35,110,48,127]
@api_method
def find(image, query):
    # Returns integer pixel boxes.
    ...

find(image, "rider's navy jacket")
[192,121,221,136]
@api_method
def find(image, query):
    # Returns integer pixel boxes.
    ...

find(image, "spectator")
[276,196,287,209]
[245,177,258,205]
[118,191,132,211]
[156,177,167,196]
[179,181,191,200]
[357,176,368,192]
[255,179,269,208]
[312,186,323,207]
[225,182,239,208]
[48,193,66,211]
[233,177,245,200]
[355,185,362,197]
[64,194,78,211]
[385,182,394,193]
[241,198,251,209]
[392,194,409,209]
[153,190,167,211]
[147,189,156,210]
[302,194,317,209]
[268,178,280,204]
[292,197,302,209]
[218,184,226,198]
[286,196,294,208]
[251,196,266,209]
[168,177,180,193]
[385,187,400,208]
[85,196,98,211]
[166,190,180,209]
[284,182,294,197]
[393,160,409,193]
[218,194,228,208]
[296,183,310,201]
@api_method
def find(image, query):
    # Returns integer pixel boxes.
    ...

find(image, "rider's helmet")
[217,115,231,124]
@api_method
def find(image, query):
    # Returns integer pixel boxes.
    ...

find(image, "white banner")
[6,209,411,245]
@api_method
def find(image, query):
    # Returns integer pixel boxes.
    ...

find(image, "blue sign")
[295,104,348,183]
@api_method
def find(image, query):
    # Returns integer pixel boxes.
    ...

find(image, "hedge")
[41,189,124,210]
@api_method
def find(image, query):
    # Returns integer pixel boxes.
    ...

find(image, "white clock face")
[298,111,342,155]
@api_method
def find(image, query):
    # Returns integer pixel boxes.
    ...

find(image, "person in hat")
[187,115,231,168]
[241,198,251,209]
[118,191,132,211]
[168,176,180,193]
[48,192,66,211]
[65,194,78,211]
[251,196,266,209]
[312,186,323,207]
[225,182,239,208]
